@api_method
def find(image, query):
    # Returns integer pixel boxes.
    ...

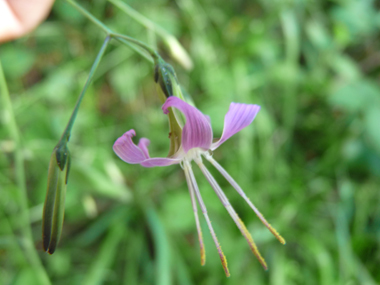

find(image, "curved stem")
[66,0,112,34]
[66,0,155,63]
[108,0,158,31]
[113,37,153,63]
[110,32,159,60]
[57,36,111,145]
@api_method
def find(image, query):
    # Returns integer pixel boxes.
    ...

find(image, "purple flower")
[113,97,285,276]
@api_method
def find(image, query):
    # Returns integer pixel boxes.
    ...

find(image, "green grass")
[1,0,380,284]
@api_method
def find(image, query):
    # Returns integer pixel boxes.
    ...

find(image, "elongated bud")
[42,143,70,254]
[154,57,178,101]
[154,56,185,156]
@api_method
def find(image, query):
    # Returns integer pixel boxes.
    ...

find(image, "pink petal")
[162,97,213,152]
[138,138,150,158]
[211,103,260,150]
[113,130,181,168]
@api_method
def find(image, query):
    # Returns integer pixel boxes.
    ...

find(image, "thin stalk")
[110,33,158,60]
[0,61,51,285]
[196,158,267,270]
[183,163,206,266]
[184,161,230,277]
[66,0,154,63]
[108,0,193,70]
[205,155,285,245]
[114,38,153,63]
[57,36,110,145]
[66,0,112,34]
[108,0,166,34]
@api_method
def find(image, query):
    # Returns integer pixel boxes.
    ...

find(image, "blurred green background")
[1,0,380,284]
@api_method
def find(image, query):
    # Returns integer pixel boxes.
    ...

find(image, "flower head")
[113,97,285,276]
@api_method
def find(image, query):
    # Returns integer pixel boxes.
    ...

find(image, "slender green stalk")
[109,0,193,70]
[110,32,158,60]
[0,61,51,285]
[114,38,153,63]
[42,37,111,253]
[66,0,154,63]
[43,2,164,254]
[57,36,110,145]
[66,0,112,34]
[108,0,164,33]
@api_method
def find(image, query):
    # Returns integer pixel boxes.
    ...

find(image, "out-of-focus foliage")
[1,0,380,284]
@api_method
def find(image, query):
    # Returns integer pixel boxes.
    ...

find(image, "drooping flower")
[113,96,285,276]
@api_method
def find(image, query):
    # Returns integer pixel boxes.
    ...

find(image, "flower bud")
[42,143,70,254]
[153,57,186,156]
[154,57,178,101]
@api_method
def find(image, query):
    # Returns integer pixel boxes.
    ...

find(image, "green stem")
[57,36,111,145]
[110,32,158,60]
[108,0,168,37]
[108,0,194,71]
[114,37,153,63]
[66,0,154,63]
[0,61,51,285]
[66,0,112,34]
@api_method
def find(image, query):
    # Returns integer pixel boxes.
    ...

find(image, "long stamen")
[196,158,268,270]
[183,162,206,266]
[205,155,286,245]
[183,161,230,277]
